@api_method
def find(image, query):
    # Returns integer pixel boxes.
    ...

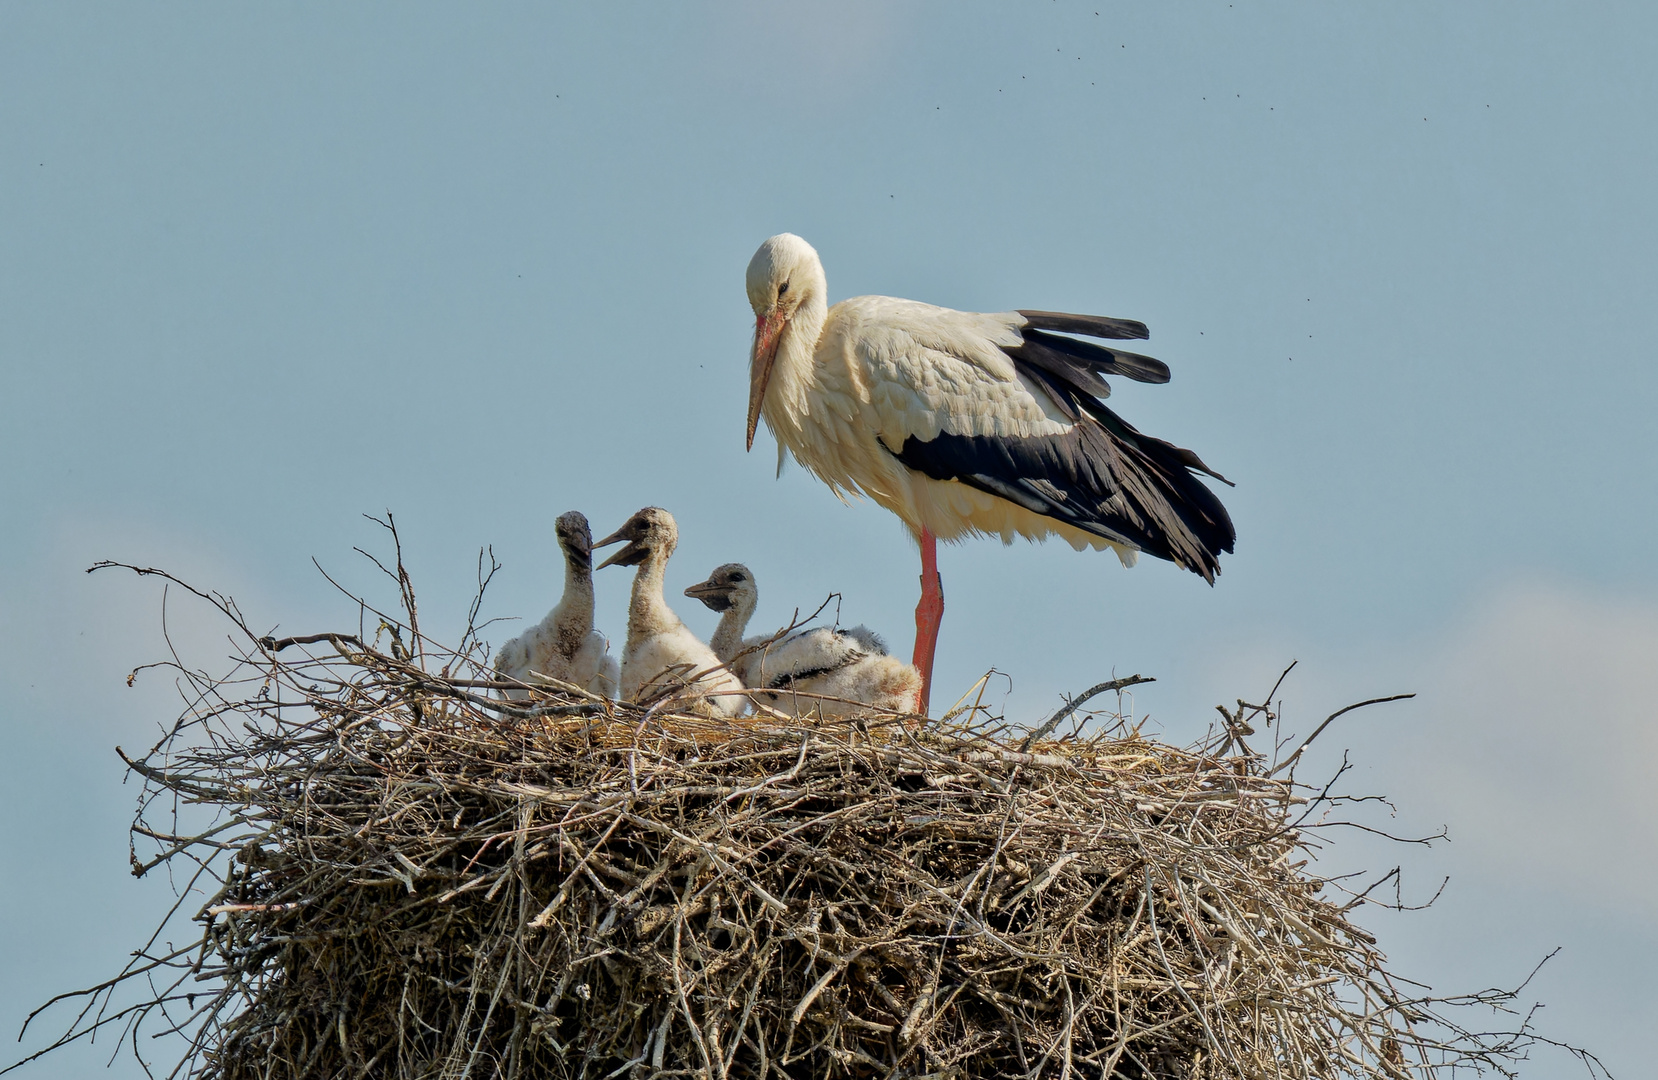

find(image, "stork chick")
[596,508,747,717]
[684,563,921,718]
[493,510,619,700]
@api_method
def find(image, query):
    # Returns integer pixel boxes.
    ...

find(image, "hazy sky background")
[2,3,1653,1076]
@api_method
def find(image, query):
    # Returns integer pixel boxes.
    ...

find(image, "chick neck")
[550,543,595,659]
[627,539,683,643]
[709,585,758,664]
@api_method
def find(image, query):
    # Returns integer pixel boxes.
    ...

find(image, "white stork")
[595,507,748,717]
[683,562,921,717]
[492,511,619,700]
[744,233,1235,715]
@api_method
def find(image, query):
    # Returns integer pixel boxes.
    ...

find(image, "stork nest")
[12,545,1592,1080]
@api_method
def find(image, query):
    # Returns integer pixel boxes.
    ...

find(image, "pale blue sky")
[3,4,1653,1076]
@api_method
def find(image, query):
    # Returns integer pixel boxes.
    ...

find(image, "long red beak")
[746,311,785,451]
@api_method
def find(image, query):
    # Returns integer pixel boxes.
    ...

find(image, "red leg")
[911,527,944,717]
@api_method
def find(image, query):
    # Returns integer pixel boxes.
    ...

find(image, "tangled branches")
[7,543,1605,1080]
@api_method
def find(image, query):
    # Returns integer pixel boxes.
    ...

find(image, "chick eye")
[778,281,790,297]
[730,572,746,582]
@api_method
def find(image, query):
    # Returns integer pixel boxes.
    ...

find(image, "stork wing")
[843,299,1234,581]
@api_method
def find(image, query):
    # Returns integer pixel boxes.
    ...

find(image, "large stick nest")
[13,541,1592,1080]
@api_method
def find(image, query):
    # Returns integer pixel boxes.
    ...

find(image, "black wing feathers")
[895,427,1146,553]
[889,313,1235,582]
[1017,309,1149,340]
[1012,328,1171,396]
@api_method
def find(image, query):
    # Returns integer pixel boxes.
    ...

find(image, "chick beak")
[747,310,786,451]
[683,579,734,612]
[594,525,645,570]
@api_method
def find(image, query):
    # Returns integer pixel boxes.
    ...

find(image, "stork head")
[683,562,758,616]
[554,510,594,568]
[595,507,678,570]
[746,233,824,451]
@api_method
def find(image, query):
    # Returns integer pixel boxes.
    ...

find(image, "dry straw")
[9,523,1607,1080]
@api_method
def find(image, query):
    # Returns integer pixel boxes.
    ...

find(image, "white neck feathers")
[627,547,683,644]
[709,592,757,663]
[550,554,595,658]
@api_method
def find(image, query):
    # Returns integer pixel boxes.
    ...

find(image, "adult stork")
[744,233,1235,715]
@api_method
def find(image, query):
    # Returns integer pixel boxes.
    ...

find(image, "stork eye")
[730,572,746,582]
[778,281,790,296]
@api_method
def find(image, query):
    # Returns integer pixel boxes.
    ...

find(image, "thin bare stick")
[1269,694,1418,778]
[1018,675,1154,752]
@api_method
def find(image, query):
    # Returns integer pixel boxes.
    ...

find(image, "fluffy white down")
[750,626,921,719]
[494,623,618,701]
[749,235,1137,563]
[618,627,745,715]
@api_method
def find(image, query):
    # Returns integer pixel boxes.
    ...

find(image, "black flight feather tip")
[1011,328,1171,398]
[1017,309,1150,341]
